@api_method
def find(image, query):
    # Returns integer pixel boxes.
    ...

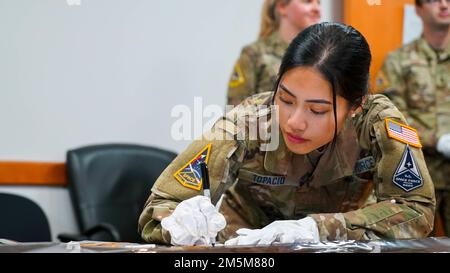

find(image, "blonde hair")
[259,0,291,38]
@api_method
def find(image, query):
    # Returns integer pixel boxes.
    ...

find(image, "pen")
[200,162,215,246]
[200,162,211,199]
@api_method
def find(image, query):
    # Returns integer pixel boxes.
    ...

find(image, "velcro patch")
[393,145,423,192]
[252,174,286,186]
[375,71,390,92]
[228,63,245,88]
[386,119,422,148]
[354,156,376,175]
[173,144,212,191]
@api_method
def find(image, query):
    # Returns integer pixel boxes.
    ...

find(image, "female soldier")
[227,0,321,106]
[138,23,435,246]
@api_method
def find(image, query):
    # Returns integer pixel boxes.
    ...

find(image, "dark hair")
[273,22,371,146]
[415,0,422,6]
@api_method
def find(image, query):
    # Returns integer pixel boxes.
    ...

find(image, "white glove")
[437,134,450,158]
[224,217,319,246]
[160,195,226,246]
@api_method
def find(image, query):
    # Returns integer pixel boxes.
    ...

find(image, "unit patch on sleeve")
[173,143,212,191]
[228,63,245,88]
[375,71,390,92]
[393,144,423,192]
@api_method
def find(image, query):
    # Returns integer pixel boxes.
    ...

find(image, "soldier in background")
[139,23,435,246]
[374,0,449,235]
[226,0,321,106]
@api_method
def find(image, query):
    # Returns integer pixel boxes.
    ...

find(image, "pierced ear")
[349,104,363,118]
[351,96,367,116]
[276,1,288,17]
[348,110,356,119]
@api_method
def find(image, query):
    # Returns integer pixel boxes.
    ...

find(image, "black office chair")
[58,143,177,243]
[0,193,51,242]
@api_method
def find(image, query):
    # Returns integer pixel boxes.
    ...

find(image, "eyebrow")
[279,84,297,98]
[279,84,332,105]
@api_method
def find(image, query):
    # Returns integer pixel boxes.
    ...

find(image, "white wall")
[403,4,423,45]
[0,0,264,161]
[0,0,342,242]
[0,0,342,162]
[322,0,343,22]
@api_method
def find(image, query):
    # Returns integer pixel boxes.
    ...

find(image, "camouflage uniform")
[139,92,436,244]
[226,32,288,106]
[374,37,450,235]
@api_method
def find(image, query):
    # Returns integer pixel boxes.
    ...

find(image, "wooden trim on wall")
[0,161,67,186]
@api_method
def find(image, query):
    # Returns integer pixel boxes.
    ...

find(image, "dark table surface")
[1,237,450,253]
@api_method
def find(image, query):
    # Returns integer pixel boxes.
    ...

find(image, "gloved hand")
[160,195,226,246]
[224,216,320,246]
[437,134,450,158]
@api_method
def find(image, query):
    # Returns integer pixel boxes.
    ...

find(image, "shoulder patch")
[393,145,423,192]
[173,144,212,191]
[228,63,245,88]
[375,71,390,92]
[385,118,422,148]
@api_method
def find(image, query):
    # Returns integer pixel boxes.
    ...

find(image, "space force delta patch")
[393,144,423,192]
[173,144,212,191]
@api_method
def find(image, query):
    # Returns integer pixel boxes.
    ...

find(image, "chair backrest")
[66,143,177,243]
[0,193,51,242]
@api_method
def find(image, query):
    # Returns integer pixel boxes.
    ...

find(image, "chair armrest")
[58,223,121,242]
[57,233,86,242]
[83,223,121,241]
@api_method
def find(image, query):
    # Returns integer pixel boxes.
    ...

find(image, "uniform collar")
[263,126,292,175]
[265,31,289,58]
[311,119,360,187]
[263,119,360,186]
[417,36,450,62]
[416,37,436,61]
[441,40,450,62]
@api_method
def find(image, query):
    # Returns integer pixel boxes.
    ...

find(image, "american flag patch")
[385,119,422,148]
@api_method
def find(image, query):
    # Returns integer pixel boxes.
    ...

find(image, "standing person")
[139,23,435,246]
[227,0,321,106]
[374,0,449,235]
